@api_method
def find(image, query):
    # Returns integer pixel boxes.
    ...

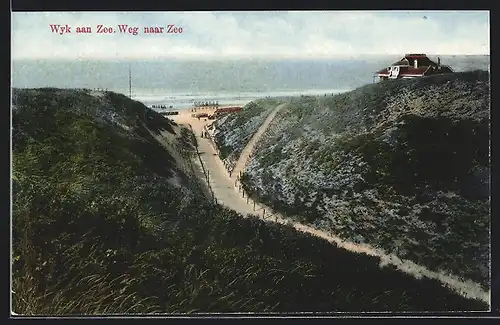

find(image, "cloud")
[11,11,490,60]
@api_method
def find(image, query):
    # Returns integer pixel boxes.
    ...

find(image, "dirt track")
[229,104,287,182]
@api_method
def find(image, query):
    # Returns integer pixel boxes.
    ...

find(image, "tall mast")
[128,63,132,98]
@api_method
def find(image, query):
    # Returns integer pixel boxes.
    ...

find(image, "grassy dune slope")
[215,71,490,288]
[12,88,487,314]
[212,98,284,170]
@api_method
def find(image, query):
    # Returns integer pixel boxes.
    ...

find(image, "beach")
[167,106,219,135]
[132,89,349,112]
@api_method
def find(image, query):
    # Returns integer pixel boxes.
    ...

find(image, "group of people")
[190,107,211,112]
[194,101,219,107]
[152,104,172,109]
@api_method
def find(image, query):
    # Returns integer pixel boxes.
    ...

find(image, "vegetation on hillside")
[215,71,491,289]
[212,98,283,168]
[12,88,487,315]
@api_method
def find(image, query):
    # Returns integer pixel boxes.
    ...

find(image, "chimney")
[414,59,418,68]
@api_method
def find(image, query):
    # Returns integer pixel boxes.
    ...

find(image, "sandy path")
[229,103,286,181]
[169,108,258,215]
[197,135,257,215]
[167,105,489,304]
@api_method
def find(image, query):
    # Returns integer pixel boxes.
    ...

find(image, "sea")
[12,56,489,112]
[131,89,351,112]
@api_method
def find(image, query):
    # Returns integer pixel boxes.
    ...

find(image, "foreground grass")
[12,88,487,314]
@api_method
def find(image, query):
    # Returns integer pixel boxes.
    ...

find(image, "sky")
[12,11,490,60]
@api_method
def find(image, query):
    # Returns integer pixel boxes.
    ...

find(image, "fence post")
[263,209,265,218]
[253,201,255,210]
[247,197,249,204]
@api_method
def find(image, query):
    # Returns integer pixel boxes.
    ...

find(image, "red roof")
[405,53,427,59]
[376,67,390,76]
[375,54,453,78]
[375,66,429,77]
[399,66,429,75]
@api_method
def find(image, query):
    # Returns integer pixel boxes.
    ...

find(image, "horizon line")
[11,54,491,61]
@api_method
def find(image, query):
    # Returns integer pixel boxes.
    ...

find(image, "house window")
[389,66,400,78]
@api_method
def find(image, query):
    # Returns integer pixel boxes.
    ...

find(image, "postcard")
[11,10,491,316]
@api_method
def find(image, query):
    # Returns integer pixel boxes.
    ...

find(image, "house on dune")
[375,54,454,81]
